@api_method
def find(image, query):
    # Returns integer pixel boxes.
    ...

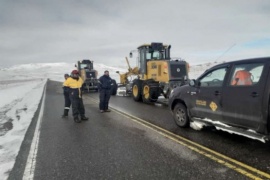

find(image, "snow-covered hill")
[188,61,222,79]
[0,61,221,83]
[0,62,126,83]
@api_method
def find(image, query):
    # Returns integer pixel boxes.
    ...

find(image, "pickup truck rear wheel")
[173,103,189,127]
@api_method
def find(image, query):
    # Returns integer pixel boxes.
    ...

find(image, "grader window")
[153,51,160,59]
[146,50,164,60]
[80,64,87,69]
[153,51,165,59]
[146,52,151,60]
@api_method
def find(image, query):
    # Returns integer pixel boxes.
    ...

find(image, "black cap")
[64,74,69,77]
[104,70,109,73]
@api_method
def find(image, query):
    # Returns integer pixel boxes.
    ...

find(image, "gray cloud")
[0,0,269,67]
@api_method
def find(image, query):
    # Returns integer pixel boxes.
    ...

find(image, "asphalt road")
[8,80,270,180]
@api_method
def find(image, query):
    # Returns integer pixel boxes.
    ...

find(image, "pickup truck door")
[190,66,228,121]
[222,62,266,130]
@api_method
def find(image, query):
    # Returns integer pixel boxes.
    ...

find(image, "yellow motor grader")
[117,42,189,103]
[75,59,99,92]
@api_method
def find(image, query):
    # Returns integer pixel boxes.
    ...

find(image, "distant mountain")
[0,61,222,83]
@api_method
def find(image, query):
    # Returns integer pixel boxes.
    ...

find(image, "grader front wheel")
[132,80,142,101]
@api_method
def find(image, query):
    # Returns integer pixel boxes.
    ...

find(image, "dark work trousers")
[99,89,111,110]
[62,92,71,116]
[70,95,85,118]
[64,92,71,110]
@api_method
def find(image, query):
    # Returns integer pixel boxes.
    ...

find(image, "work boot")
[105,109,111,112]
[81,116,89,121]
[61,109,69,118]
[74,116,81,123]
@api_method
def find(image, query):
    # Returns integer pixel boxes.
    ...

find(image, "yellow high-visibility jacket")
[63,77,84,98]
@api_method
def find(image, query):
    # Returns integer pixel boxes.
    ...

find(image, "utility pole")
[214,43,236,62]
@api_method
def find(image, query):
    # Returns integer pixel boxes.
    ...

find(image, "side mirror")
[75,64,77,67]
[129,52,133,58]
[116,71,119,74]
[189,79,195,86]
[189,79,201,87]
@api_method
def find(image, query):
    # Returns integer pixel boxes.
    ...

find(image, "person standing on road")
[62,73,71,118]
[64,70,89,123]
[98,70,112,113]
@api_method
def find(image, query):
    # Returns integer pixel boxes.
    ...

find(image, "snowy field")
[0,61,218,179]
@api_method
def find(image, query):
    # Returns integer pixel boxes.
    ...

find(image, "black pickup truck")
[169,57,270,143]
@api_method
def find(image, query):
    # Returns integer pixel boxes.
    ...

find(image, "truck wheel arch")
[172,99,187,112]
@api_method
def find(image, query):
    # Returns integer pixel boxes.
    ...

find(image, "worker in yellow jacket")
[62,73,71,118]
[64,70,89,123]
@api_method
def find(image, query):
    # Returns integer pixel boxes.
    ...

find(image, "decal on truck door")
[209,101,218,111]
[196,100,207,106]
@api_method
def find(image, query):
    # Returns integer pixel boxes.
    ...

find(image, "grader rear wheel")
[142,81,159,103]
[110,79,118,95]
[142,83,151,102]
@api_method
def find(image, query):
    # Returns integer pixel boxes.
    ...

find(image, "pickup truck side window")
[199,67,227,87]
[230,63,264,86]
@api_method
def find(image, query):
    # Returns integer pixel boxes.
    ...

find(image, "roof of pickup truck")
[205,57,270,72]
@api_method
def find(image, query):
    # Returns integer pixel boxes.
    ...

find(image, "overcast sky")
[0,0,269,68]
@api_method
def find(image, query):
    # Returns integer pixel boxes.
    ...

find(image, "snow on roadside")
[0,79,47,180]
[0,62,126,180]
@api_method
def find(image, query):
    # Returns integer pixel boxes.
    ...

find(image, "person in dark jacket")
[62,74,71,118]
[64,70,89,123]
[98,70,112,113]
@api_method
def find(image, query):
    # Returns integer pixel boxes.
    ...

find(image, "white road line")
[23,84,47,180]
